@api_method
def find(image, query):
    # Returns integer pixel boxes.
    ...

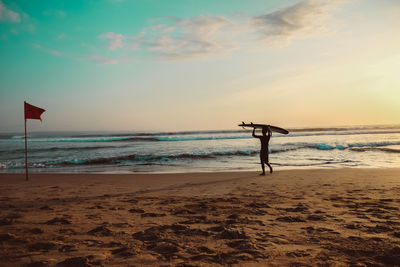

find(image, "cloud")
[42,9,66,18]
[57,33,66,40]
[146,15,234,58]
[0,0,21,22]
[50,50,63,56]
[86,55,119,65]
[99,31,143,51]
[251,0,338,41]
[100,32,124,50]
[97,0,341,60]
[32,43,63,57]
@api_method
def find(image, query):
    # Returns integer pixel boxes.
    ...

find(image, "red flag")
[24,101,45,121]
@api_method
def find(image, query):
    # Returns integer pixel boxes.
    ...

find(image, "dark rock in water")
[276,216,306,223]
[46,217,71,225]
[87,226,112,236]
[28,242,57,251]
[55,257,94,267]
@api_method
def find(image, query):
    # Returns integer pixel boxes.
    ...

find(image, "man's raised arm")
[252,128,259,138]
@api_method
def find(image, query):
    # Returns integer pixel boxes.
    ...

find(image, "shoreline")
[1,168,399,266]
[1,165,398,175]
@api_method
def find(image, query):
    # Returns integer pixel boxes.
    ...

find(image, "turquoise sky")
[1,0,399,132]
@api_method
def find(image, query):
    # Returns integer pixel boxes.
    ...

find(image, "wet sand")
[0,169,400,266]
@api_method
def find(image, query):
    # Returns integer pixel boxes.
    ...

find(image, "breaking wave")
[0,150,259,169]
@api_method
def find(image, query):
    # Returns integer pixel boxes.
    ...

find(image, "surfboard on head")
[238,122,289,135]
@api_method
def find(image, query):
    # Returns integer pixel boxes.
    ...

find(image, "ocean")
[1,125,399,173]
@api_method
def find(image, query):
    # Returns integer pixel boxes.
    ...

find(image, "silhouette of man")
[252,126,272,175]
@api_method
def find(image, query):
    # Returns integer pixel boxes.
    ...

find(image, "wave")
[279,141,400,151]
[350,147,400,153]
[153,136,249,142]
[272,159,356,167]
[2,124,399,142]
[0,150,259,169]
[2,145,120,154]
[3,135,251,143]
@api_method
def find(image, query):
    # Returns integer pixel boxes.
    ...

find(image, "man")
[252,126,273,175]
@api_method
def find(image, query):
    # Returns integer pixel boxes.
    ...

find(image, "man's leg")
[265,153,273,173]
[266,162,273,173]
[260,154,265,175]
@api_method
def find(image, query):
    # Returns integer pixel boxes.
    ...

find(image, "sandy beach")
[0,168,400,266]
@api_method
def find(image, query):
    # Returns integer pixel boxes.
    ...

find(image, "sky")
[0,0,399,132]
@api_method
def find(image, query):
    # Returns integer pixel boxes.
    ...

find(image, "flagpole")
[24,102,28,181]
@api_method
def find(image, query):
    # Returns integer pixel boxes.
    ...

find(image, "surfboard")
[238,122,289,135]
